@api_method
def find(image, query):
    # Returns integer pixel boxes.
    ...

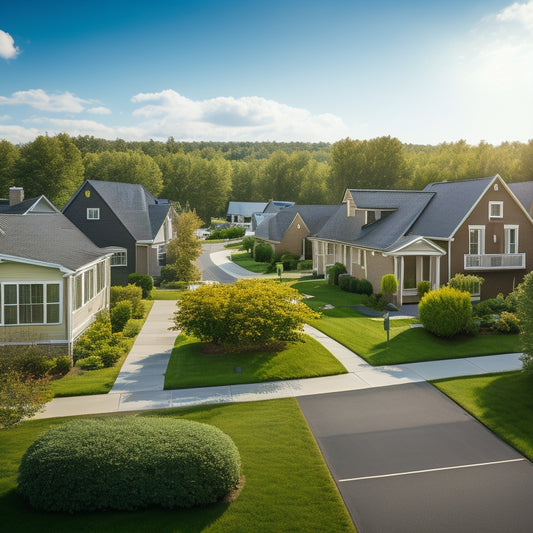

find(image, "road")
[298,382,533,533]
[196,242,238,283]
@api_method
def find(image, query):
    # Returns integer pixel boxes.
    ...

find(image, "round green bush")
[355,278,373,295]
[76,355,104,370]
[18,417,241,513]
[419,286,473,337]
[111,300,132,333]
[254,243,274,263]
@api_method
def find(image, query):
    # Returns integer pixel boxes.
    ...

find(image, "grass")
[150,288,187,300]
[293,281,522,366]
[230,252,270,274]
[224,241,243,249]
[0,401,356,533]
[49,300,154,397]
[434,371,533,461]
[164,333,347,389]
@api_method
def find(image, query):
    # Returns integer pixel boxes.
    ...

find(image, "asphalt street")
[196,242,236,283]
[298,382,533,533]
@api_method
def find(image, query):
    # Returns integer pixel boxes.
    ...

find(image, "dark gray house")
[63,180,176,285]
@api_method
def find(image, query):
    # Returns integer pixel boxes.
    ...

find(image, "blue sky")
[1,0,532,145]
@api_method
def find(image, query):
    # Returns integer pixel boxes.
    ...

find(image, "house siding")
[63,182,137,285]
[276,214,310,258]
[451,181,533,297]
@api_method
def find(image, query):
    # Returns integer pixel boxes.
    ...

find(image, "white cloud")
[0,30,20,60]
[0,89,93,113]
[0,124,40,144]
[496,1,533,31]
[87,106,112,115]
[131,90,349,142]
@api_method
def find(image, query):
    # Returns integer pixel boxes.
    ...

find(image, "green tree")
[297,159,329,204]
[14,134,85,208]
[83,150,163,195]
[0,139,19,197]
[167,210,203,282]
[517,272,533,373]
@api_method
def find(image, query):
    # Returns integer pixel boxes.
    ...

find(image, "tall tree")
[83,150,163,195]
[0,140,19,197]
[14,134,84,208]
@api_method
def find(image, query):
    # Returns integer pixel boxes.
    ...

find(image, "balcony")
[464,253,526,270]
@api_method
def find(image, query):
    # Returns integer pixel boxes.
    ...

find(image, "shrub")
[417,281,431,300]
[297,259,313,271]
[111,300,132,333]
[312,270,325,279]
[173,279,320,348]
[280,253,300,271]
[448,273,484,294]
[128,273,153,298]
[381,274,398,302]
[356,278,373,296]
[18,418,241,512]
[76,355,104,370]
[473,295,513,318]
[123,319,143,338]
[73,312,113,362]
[160,265,179,283]
[50,356,72,376]
[207,227,245,240]
[6,348,55,380]
[364,292,385,311]
[110,284,144,318]
[242,236,255,254]
[160,280,190,290]
[0,371,52,429]
[493,311,520,334]
[338,274,353,292]
[95,345,122,367]
[349,276,360,293]
[419,286,473,337]
[254,243,274,263]
[326,263,347,285]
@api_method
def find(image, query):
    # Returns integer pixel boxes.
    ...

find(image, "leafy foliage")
[326,263,347,285]
[517,272,533,372]
[110,300,132,333]
[254,243,274,263]
[493,312,520,334]
[448,273,484,294]
[18,417,241,512]
[110,284,144,318]
[419,286,473,337]
[207,227,245,240]
[381,274,398,299]
[173,279,320,348]
[122,318,143,338]
[0,371,52,429]
[241,236,255,254]
[417,281,431,299]
[128,273,153,298]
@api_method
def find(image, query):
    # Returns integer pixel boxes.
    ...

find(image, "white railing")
[464,253,526,270]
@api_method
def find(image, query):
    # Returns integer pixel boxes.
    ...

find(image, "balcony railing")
[464,253,526,270]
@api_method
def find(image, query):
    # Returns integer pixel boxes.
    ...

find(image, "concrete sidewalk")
[35,315,523,419]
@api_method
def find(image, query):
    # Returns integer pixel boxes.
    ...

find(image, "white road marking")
[339,458,527,483]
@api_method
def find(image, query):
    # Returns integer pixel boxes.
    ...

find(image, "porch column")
[435,256,441,289]
[398,256,404,306]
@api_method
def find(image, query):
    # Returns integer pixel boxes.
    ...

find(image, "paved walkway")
[35,303,523,419]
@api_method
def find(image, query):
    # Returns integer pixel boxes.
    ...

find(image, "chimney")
[9,187,24,206]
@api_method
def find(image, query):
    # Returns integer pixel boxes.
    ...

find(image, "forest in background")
[0,134,532,223]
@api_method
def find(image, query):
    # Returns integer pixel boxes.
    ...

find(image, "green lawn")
[0,401,356,533]
[293,281,522,366]
[224,241,243,249]
[49,300,154,397]
[434,371,533,461]
[231,252,270,273]
[164,333,347,389]
[150,288,186,300]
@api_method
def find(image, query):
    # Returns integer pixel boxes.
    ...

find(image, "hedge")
[18,417,241,512]
[128,273,153,298]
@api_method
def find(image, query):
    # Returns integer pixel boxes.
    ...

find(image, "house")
[311,175,533,304]
[62,180,177,285]
[226,200,294,230]
[251,200,295,231]
[509,181,533,216]
[0,187,111,354]
[255,204,338,259]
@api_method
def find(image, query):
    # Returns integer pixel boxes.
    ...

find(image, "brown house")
[311,175,533,304]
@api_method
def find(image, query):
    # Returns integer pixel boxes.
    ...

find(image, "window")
[157,244,167,267]
[1,283,61,325]
[84,269,94,304]
[505,225,519,254]
[489,201,503,219]
[87,208,100,220]
[110,250,127,267]
[469,226,485,255]
[73,273,83,310]
[96,260,106,293]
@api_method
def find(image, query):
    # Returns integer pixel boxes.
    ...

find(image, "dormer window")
[489,201,503,219]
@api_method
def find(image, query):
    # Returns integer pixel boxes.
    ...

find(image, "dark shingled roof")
[0,196,58,215]
[255,205,338,242]
[317,191,434,251]
[0,213,108,271]
[509,181,533,215]
[65,180,172,242]
[408,176,495,239]
[226,201,268,217]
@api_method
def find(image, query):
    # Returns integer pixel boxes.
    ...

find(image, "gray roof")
[408,176,495,239]
[0,212,108,271]
[317,191,435,251]
[509,181,533,214]
[227,201,268,217]
[263,200,295,213]
[0,196,58,215]
[255,205,338,242]
[65,180,172,241]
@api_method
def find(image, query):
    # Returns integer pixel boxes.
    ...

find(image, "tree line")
[1,134,532,223]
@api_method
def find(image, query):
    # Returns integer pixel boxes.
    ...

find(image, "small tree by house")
[166,210,203,283]
[172,279,320,349]
[381,274,398,304]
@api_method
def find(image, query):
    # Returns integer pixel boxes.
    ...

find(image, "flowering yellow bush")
[173,280,319,348]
